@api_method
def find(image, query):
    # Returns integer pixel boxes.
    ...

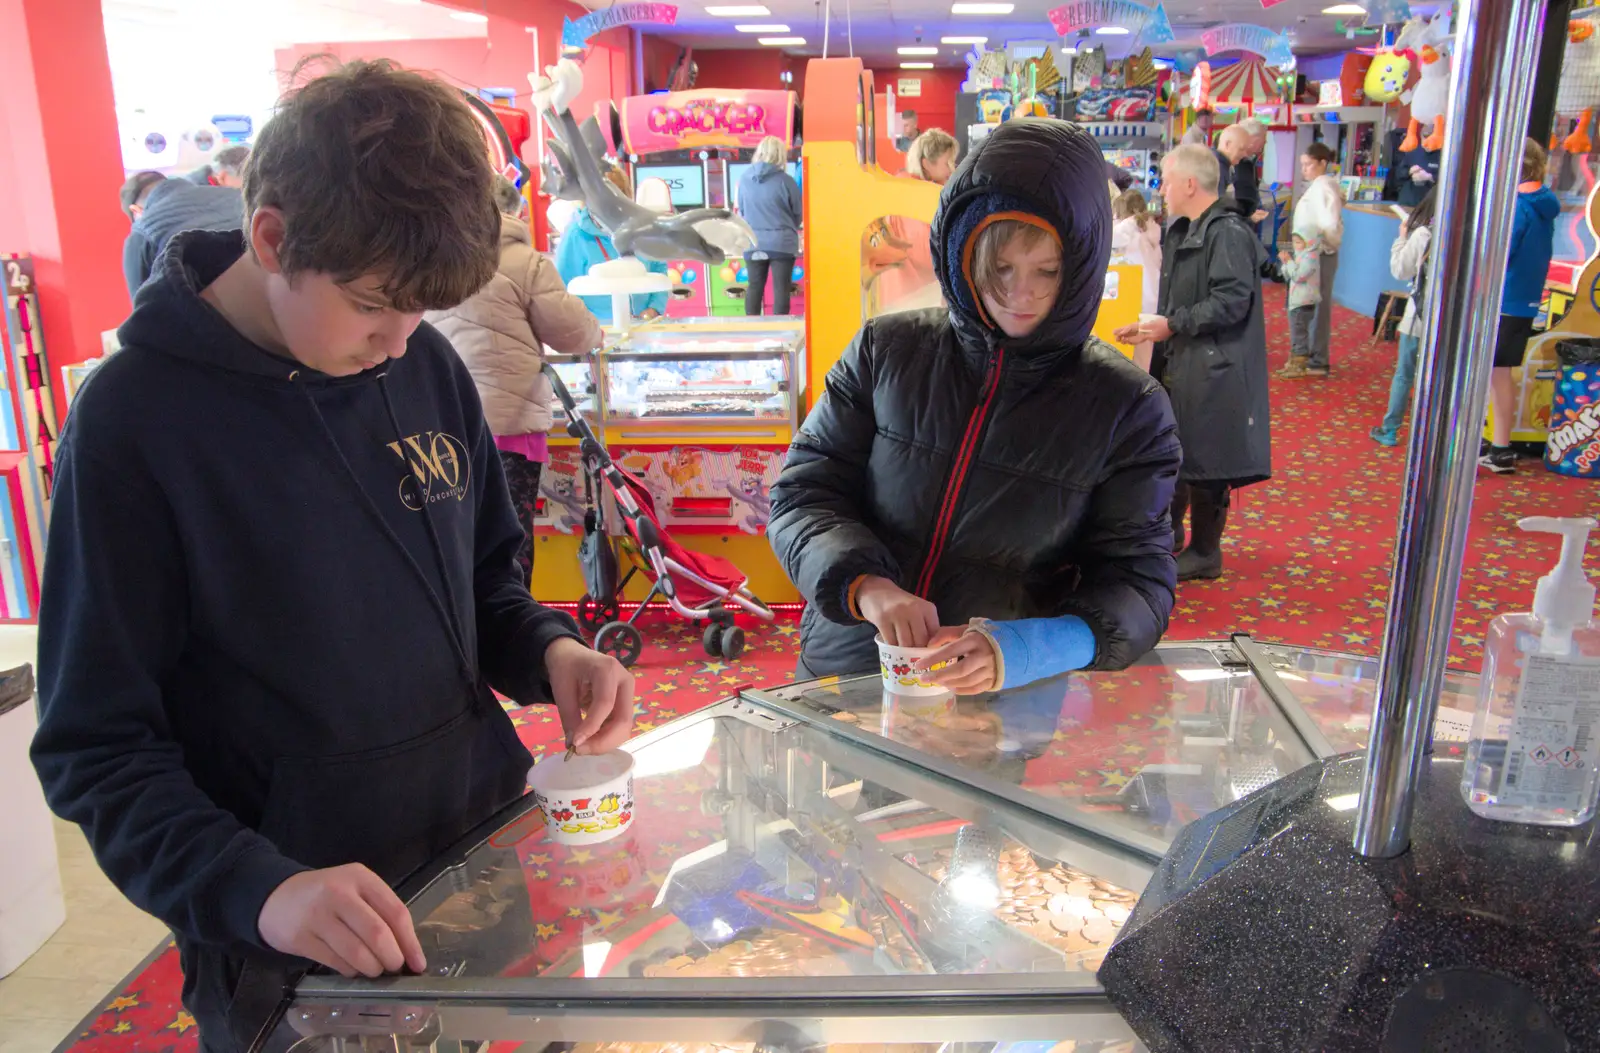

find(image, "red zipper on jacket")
[914,346,1006,598]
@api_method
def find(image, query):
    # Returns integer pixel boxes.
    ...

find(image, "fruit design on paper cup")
[527,750,636,845]
[876,636,953,697]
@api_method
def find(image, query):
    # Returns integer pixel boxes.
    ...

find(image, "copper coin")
[1082,918,1116,944]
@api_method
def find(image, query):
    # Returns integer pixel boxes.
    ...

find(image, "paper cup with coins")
[527,750,635,846]
[877,635,954,697]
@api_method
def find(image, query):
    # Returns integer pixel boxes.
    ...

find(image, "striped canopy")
[1208,58,1282,108]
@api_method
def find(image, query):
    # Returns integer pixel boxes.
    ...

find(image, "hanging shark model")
[530,60,754,265]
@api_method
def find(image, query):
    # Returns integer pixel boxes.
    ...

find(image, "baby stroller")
[544,365,775,667]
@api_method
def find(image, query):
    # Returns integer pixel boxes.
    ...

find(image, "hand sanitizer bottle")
[1463,516,1600,826]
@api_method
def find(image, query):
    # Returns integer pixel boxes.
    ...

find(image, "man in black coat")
[1116,143,1270,583]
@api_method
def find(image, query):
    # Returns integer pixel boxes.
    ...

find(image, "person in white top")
[1280,142,1345,378]
[1370,188,1437,447]
[1110,187,1162,371]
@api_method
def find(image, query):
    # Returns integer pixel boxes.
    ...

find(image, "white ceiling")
[619,0,1431,68]
[102,0,489,46]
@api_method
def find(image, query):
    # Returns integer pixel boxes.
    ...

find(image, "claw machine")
[531,318,805,608]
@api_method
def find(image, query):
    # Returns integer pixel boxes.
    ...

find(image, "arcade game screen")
[635,163,707,209]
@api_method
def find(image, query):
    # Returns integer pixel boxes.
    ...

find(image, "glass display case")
[542,320,804,434]
[601,324,803,428]
[252,639,1475,1053]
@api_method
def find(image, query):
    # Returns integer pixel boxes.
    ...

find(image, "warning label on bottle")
[1498,655,1600,811]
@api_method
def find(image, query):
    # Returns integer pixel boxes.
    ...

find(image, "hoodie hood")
[931,119,1112,355]
[749,161,782,182]
[1521,184,1560,221]
[120,229,318,382]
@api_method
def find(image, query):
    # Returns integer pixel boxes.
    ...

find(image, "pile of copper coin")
[641,931,852,978]
[928,844,1136,970]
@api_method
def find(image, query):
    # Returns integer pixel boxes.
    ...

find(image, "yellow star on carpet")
[106,995,140,1012]
[775,624,798,636]
[567,907,586,918]
[167,1011,197,1033]
[110,1021,134,1034]
[701,661,728,674]
[569,848,594,864]
[535,922,560,941]
[559,875,576,887]
[1099,769,1132,789]
[593,908,624,930]
[527,853,551,865]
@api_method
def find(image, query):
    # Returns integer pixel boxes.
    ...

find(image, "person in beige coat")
[427,176,603,586]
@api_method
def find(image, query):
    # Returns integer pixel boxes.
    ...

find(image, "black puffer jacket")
[769,119,1182,677]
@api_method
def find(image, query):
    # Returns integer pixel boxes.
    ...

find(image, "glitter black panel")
[1099,753,1600,1052]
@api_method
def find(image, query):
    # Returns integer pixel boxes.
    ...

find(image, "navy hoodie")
[32,230,582,1046]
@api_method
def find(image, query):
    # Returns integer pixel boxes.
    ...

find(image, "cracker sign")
[621,89,795,153]
[1047,0,1176,43]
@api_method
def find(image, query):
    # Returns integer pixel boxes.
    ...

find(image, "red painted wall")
[869,67,966,139]
[0,0,132,427]
[691,49,801,94]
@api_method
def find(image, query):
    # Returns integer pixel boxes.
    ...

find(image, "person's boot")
[1176,488,1227,582]
[1170,483,1190,554]
[1276,356,1311,379]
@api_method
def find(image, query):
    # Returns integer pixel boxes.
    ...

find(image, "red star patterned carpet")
[53,292,1598,1053]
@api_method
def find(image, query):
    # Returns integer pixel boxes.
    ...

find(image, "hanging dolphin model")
[530,60,754,265]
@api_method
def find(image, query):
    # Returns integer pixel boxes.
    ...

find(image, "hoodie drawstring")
[290,373,476,689]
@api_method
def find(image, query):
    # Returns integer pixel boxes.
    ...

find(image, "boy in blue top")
[1482,138,1559,475]
[33,61,633,1053]
[552,167,669,323]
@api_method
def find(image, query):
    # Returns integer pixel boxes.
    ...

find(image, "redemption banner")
[620,89,796,154]
[1200,23,1296,69]
[1047,0,1175,44]
[563,3,677,49]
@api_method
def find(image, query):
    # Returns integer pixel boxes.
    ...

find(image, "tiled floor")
[0,627,169,1053]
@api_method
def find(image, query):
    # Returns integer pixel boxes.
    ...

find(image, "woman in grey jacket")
[426,176,602,585]
[735,136,803,315]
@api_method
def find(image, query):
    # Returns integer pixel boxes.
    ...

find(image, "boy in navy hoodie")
[31,61,633,1053]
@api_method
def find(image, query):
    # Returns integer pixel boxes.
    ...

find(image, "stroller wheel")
[702,623,724,658]
[594,621,643,668]
[720,626,746,661]
[578,594,620,632]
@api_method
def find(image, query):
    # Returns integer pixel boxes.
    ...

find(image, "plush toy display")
[1397,10,1452,153]
[1363,48,1412,104]
[1555,12,1600,154]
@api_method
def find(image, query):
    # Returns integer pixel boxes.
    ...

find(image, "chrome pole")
[1353,0,1548,858]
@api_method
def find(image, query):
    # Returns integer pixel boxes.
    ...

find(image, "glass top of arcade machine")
[259,640,1473,1051]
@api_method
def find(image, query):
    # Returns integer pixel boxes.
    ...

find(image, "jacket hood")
[931,119,1112,355]
[118,229,340,383]
[749,161,782,182]
[500,214,533,249]
[1522,185,1560,221]
[572,208,608,237]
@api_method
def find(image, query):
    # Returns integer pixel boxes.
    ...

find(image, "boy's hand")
[856,576,939,648]
[915,627,1001,695]
[545,637,634,754]
[258,865,425,978]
